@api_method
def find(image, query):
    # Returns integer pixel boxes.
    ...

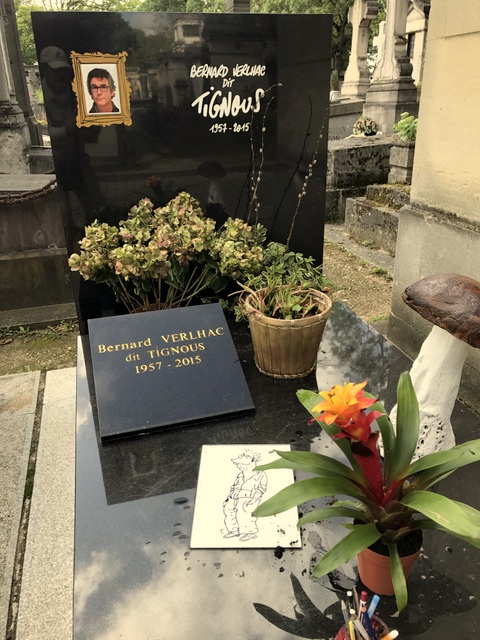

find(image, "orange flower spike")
[312,380,376,425]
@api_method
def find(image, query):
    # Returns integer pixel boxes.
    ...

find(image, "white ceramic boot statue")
[388,274,480,460]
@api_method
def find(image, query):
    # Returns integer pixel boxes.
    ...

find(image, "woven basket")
[244,288,332,378]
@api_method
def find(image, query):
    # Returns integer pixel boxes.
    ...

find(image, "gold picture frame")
[71,51,132,128]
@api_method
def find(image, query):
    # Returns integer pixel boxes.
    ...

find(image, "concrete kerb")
[0,372,40,640]
[15,367,76,640]
[0,368,76,640]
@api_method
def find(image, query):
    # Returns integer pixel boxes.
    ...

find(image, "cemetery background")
[1,2,480,640]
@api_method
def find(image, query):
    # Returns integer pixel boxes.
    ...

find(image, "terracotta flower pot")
[357,543,421,596]
[244,288,332,378]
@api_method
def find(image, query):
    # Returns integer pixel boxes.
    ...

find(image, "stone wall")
[328,98,363,141]
[325,135,395,221]
[0,180,73,317]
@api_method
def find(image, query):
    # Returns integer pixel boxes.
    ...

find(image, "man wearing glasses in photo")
[87,68,120,113]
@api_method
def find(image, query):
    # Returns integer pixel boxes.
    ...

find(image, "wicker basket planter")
[243,288,332,378]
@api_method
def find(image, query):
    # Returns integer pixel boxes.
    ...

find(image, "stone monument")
[341,0,379,100]
[363,0,418,133]
[0,1,30,173]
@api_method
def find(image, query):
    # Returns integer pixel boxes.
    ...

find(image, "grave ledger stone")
[31,12,332,332]
[88,303,254,439]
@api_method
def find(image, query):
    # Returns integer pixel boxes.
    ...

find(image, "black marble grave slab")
[75,303,480,639]
[31,12,332,333]
[88,303,254,439]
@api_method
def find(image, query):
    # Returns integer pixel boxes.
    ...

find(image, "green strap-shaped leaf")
[364,392,396,477]
[452,499,480,530]
[403,447,466,476]
[416,519,480,549]
[411,440,480,489]
[400,491,480,540]
[388,543,408,614]
[297,506,369,527]
[253,477,367,518]
[256,449,367,486]
[387,372,419,484]
[256,457,336,477]
[296,389,361,473]
[312,522,381,578]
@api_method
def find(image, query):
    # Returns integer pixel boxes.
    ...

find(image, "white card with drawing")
[191,444,302,549]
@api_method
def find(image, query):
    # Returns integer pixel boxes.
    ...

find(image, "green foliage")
[139,0,223,10]
[393,112,418,143]
[15,0,139,64]
[253,372,480,613]
[251,0,354,72]
[330,69,339,92]
[239,283,329,321]
[232,241,330,321]
[15,2,43,65]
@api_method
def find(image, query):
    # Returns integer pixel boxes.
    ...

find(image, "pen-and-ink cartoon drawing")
[222,450,267,541]
[190,444,301,549]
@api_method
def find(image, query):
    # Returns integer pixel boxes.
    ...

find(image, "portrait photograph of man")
[71,51,132,127]
[85,66,120,114]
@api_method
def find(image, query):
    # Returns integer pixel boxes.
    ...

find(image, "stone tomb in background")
[32,12,332,333]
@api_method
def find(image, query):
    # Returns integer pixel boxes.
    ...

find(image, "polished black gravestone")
[88,303,254,439]
[32,12,332,333]
[75,303,480,639]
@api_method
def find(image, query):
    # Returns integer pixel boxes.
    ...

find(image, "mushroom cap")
[197,161,226,178]
[402,273,480,348]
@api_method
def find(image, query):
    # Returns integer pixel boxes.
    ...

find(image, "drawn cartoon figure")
[223,451,267,541]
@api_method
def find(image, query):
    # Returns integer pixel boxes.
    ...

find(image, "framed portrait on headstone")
[71,50,132,127]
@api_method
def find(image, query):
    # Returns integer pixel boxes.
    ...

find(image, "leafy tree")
[139,0,184,10]
[250,0,354,74]
[15,0,140,64]
[15,1,43,65]
[139,0,224,11]
[185,0,224,11]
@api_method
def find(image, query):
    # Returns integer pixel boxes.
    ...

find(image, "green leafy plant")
[352,116,378,136]
[393,112,418,143]
[231,242,331,321]
[253,373,480,613]
[330,69,339,92]
[237,283,327,321]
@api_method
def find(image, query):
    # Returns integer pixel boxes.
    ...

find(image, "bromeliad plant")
[253,372,480,613]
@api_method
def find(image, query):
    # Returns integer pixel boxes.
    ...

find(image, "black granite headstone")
[88,303,254,439]
[31,12,332,333]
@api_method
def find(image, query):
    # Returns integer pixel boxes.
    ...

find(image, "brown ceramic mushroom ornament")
[389,273,480,459]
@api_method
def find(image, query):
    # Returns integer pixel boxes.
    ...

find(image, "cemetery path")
[323,238,393,330]
[0,236,393,377]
